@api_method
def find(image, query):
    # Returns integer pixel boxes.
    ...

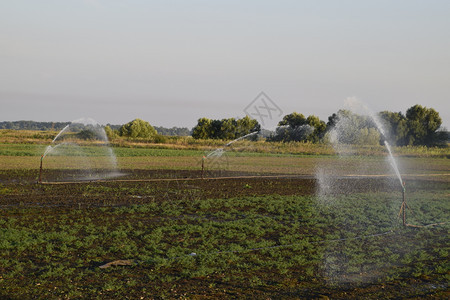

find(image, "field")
[0,135,449,299]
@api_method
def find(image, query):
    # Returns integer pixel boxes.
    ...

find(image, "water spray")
[201,131,259,178]
[325,99,410,227]
[224,131,259,147]
[37,119,121,183]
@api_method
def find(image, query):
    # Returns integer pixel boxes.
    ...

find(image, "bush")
[104,126,119,141]
[152,134,168,144]
[119,119,157,139]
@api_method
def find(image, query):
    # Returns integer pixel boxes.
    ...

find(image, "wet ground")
[0,169,448,299]
[0,169,406,209]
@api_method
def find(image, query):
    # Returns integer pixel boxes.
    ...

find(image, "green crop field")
[0,136,449,298]
[0,177,448,298]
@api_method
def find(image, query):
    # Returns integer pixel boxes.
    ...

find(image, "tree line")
[1,104,447,147]
[191,116,260,140]
[192,104,448,147]
[0,121,70,131]
[0,120,190,137]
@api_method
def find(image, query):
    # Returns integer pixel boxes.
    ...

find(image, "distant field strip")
[1,156,449,180]
[0,144,449,180]
[0,143,329,158]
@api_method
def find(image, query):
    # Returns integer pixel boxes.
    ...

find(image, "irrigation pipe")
[405,222,448,228]
[39,172,449,185]
[40,174,311,185]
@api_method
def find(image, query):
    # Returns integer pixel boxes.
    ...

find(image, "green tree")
[306,115,327,142]
[119,119,157,139]
[325,110,379,145]
[210,119,224,139]
[405,105,443,146]
[192,118,212,139]
[355,128,381,145]
[192,116,260,140]
[220,118,237,140]
[273,112,307,142]
[236,115,261,137]
[272,113,326,142]
[104,125,119,141]
[278,112,307,127]
[378,111,409,146]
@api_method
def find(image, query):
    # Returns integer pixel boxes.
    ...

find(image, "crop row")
[0,186,448,298]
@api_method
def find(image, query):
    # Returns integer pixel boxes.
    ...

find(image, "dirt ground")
[0,169,406,209]
[0,169,448,299]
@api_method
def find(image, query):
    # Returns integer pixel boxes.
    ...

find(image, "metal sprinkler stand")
[396,181,445,228]
[201,156,205,179]
[38,155,43,184]
[398,181,407,226]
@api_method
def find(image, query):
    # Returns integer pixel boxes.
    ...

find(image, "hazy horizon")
[1,1,449,129]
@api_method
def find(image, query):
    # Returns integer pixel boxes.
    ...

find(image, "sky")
[1,0,449,129]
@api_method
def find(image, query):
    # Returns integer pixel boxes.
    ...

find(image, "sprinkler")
[402,181,406,226]
[398,181,407,226]
[38,155,44,184]
[201,156,205,179]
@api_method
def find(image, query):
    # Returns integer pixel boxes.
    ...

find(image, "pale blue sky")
[1,0,449,129]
